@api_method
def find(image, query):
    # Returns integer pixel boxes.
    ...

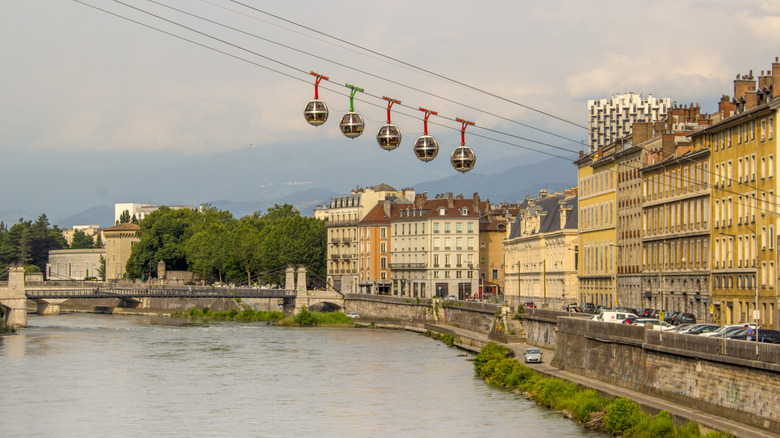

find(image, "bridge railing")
[25,287,296,299]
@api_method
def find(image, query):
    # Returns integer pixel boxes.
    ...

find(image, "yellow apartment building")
[694,64,780,328]
[576,145,617,307]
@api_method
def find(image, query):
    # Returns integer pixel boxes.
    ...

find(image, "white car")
[700,323,757,338]
[633,318,674,331]
[346,312,359,319]
[523,348,543,363]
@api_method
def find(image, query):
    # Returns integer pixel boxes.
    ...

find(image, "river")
[0,314,605,437]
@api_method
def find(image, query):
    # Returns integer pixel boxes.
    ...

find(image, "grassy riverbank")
[172,306,355,326]
[474,343,733,438]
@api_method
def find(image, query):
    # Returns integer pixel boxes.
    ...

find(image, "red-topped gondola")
[413,107,439,162]
[304,72,329,126]
[451,118,476,172]
[377,96,402,150]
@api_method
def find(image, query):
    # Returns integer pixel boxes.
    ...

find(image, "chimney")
[773,57,780,99]
[473,192,480,212]
[759,70,773,90]
[559,199,567,230]
[718,95,736,118]
[539,189,548,199]
[447,193,454,208]
[632,121,653,145]
[414,193,427,208]
[734,72,756,101]
[383,199,391,217]
[745,90,759,110]
[661,134,676,159]
[654,121,666,135]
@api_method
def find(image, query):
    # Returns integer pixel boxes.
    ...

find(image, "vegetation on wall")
[473,343,733,438]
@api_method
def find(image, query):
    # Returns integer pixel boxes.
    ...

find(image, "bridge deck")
[25,286,296,300]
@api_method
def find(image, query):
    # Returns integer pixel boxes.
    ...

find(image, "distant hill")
[56,205,114,228]
[414,157,575,204]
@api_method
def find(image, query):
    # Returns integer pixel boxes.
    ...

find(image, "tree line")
[124,204,326,286]
[0,214,68,278]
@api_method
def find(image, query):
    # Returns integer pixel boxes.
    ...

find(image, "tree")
[97,255,106,281]
[258,216,326,285]
[94,233,103,248]
[131,214,139,224]
[231,222,263,285]
[70,230,95,249]
[119,210,131,224]
[125,207,198,279]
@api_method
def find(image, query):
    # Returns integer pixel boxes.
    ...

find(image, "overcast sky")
[2,0,780,221]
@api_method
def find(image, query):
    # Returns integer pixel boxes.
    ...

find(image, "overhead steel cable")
[143,0,584,148]
[228,0,590,131]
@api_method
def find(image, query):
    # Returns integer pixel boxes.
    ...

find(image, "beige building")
[46,248,106,280]
[103,223,140,280]
[61,225,102,247]
[504,189,578,309]
[479,207,509,299]
[323,184,414,293]
[389,193,482,299]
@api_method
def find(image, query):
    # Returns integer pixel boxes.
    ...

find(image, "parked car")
[638,308,654,318]
[523,348,543,363]
[614,307,638,315]
[680,323,720,335]
[677,313,697,324]
[523,302,537,308]
[727,328,780,343]
[595,311,639,324]
[668,323,694,332]
[700,323,757,338]
[446,295,457,300]
[346,312,359,319]
[633,318,674,331]
[581,303,597,314]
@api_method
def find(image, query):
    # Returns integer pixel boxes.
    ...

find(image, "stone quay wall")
[344,294,501,336]
[546,314,780,434]
[57,296,284,315]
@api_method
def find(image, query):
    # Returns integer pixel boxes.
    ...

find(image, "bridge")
[1,265,344,328]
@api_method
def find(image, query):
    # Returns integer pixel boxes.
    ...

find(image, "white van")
[595,311,638,324]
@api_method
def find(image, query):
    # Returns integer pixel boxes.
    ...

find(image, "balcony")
[388,263,427,269]
[331,254,341,259]
[325,219,359,228]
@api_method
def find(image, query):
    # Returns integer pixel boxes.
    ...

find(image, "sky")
[2,0,780,223]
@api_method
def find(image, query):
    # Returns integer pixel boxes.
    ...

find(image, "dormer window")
[438,207,446,216]
[461,208,469,215]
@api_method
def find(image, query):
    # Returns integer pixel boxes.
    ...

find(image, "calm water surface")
[0,314,605,437]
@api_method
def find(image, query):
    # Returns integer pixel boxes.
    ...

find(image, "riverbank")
[358,319,776,438]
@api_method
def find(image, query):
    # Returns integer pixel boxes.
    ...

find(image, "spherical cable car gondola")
[377,96,402,150]
[413,108,439,162]
[451,118,476,172]
[304,72,329,126]
[340,84,365,139]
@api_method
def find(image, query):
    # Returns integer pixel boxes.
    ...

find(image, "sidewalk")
[430,323,777,438]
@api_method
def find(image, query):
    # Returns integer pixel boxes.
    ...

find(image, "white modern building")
[588,93,674,152]
[114,203,194,225]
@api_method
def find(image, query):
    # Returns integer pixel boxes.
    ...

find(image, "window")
[456,237,463,250]
[380,257,387,269]
[467,237,474,250]
[771,225,776,250]
[444,237,451,250]
[380,227,386,238]
[456,222,463,233]
[433,237,440,250]
[770,155,775,178]
[467,222,474,233]
[433,254,439,267]
[444,222,451,233]
[380,242,387,253]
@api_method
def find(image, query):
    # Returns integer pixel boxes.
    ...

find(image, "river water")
[0,314,605,437]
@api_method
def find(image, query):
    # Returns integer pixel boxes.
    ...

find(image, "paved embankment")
[358,320,778,438]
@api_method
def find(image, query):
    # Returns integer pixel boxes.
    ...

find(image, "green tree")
[258,216,326,285]
[70,230,95,249]
[119,210,131,224]
[94,233,103,248]
[125,207,198,279]
[97,255,106,281]
[231,222,263,285]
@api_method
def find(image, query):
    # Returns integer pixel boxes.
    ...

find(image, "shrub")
[605,397,644,435]
[537,378,578,408]
[567,389,607,423]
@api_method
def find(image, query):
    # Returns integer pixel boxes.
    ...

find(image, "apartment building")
[357,200,407,294]
[389,193,482,299]
[479,205,509,300]
[694,62,780,328]
[576,144,617,307]
[640,114,711,321]
[504,189,578,309]
[588,93,674,153]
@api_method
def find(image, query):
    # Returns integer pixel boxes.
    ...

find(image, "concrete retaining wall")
[344,294,501,336]
[554,316,780,434]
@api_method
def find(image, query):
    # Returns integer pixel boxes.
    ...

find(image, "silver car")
[523,348,543,363]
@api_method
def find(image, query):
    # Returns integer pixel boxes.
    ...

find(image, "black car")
[581,303,597,314]
[677,313,696,324]
[730,329,780,344]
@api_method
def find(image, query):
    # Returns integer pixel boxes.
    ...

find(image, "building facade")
[576,145,618,307]
[46,248,106,280]
[588,93,674,152]
[696,64,780,328]
[504,189,578,309]
[479,205,509,300]
[103,223,140,280]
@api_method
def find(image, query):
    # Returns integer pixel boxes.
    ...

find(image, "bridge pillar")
[285,265,295,291]
[0,265,27,328]
[35,299,68,315]
[296,266,306,293]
